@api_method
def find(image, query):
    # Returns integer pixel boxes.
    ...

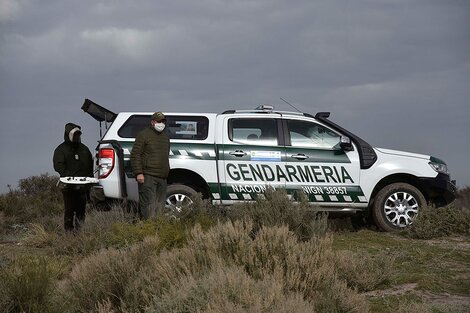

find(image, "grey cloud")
[1,0,469,191]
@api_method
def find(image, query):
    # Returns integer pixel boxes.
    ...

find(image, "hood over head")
[64,123,82,143]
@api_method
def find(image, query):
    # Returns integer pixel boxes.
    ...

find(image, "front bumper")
[419,173,457,207]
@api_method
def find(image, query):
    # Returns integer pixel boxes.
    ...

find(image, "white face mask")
[154,122,166,132]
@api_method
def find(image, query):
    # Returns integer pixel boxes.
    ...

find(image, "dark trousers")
[138,175,167,219]
[62,189,87,231]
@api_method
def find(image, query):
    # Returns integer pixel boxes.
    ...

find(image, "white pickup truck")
[82,99,456,231]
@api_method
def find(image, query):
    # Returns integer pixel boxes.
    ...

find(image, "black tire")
[165,184,197,213]
[372,183,426,232]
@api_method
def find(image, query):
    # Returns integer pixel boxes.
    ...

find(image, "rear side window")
[229,118,278,145]
[118,115,209,140]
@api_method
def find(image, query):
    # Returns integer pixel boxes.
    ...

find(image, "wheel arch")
[167,168,211,198]
[369,173,428,207]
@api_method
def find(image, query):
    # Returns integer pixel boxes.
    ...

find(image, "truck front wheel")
[165,184,197,213]
[372,183,426,231]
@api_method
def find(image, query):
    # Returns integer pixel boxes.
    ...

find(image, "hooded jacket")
[53,123,93,177]
[130,126,170,179]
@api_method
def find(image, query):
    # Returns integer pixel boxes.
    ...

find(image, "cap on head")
[152,112,166,122]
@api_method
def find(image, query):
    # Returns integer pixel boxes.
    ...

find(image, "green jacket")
[130,126,170,179]
[53,123,93,177]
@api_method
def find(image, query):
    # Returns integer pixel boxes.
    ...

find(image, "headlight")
[429,161,449,175]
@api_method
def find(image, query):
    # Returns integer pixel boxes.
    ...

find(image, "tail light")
[98,148,115,178]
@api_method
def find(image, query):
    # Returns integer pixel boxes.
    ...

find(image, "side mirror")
[340,136,354,151]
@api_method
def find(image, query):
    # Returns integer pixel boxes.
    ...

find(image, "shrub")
[123,220,368,313]
[0,173,63,226]
[22,207,198,258]
[110,217,188,249]
[0,255,61,313]
[455,186,470,210]
[22,223,58,247]
[55,236,161,313]
[219,188,326,241]
[146,265,315,313]
[17,174,62,199]
[58,219,368,312]
[405,203,470,239]
[335,250,396,291]
[22,208,133,255]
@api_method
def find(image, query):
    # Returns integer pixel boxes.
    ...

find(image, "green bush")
[0,173,63,227]
[0,255,62,313]
[110,217,188,249]
[22,206,200,258]
[212,188,326,241]
[405,203,470,239]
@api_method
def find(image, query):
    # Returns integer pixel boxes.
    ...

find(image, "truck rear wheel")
[165,184,197,213]
[372,183,426,231]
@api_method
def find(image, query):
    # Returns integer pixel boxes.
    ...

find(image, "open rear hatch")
[82,99,128,199]
[81,98,117,123]
[81,98,117,138]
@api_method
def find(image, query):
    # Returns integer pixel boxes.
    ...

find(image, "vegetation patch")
[0,174,469,312]
[0,174,62,232]
[404,203,470,239]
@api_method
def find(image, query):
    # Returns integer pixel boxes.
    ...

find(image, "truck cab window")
[287,119,341,149]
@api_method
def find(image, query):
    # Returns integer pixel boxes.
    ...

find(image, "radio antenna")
[280,97,302,113]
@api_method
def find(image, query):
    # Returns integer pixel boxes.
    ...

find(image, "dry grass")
[1,175,469,312]
[146,265,315,313]
[55,236,161,312]
[21,209,134,255]
[335,250,396,292]
[0,255,63,313]
[50,220,371,312]
[124,221,368,313]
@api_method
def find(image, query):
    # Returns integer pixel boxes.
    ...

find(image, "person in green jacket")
[53,123,93,231]
[130,112,170,219]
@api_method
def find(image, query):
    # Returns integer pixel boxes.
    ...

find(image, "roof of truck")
[82,99,328,123]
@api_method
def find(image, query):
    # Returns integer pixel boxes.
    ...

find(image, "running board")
[214,200,366,213]
[316,207,365,213]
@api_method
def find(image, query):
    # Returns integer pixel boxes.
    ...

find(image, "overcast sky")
[1,0,469,193]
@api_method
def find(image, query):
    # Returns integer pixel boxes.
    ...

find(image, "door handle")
[230,150,246,157]
[291,153,309,160]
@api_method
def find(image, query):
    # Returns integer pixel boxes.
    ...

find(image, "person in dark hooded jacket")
[53,123,93,231]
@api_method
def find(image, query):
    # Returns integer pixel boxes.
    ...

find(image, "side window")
[118,115,151,138]
[166,116,209,140]
[118,115,209,140]
[287,120,341,149]
[229,118,278,145]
